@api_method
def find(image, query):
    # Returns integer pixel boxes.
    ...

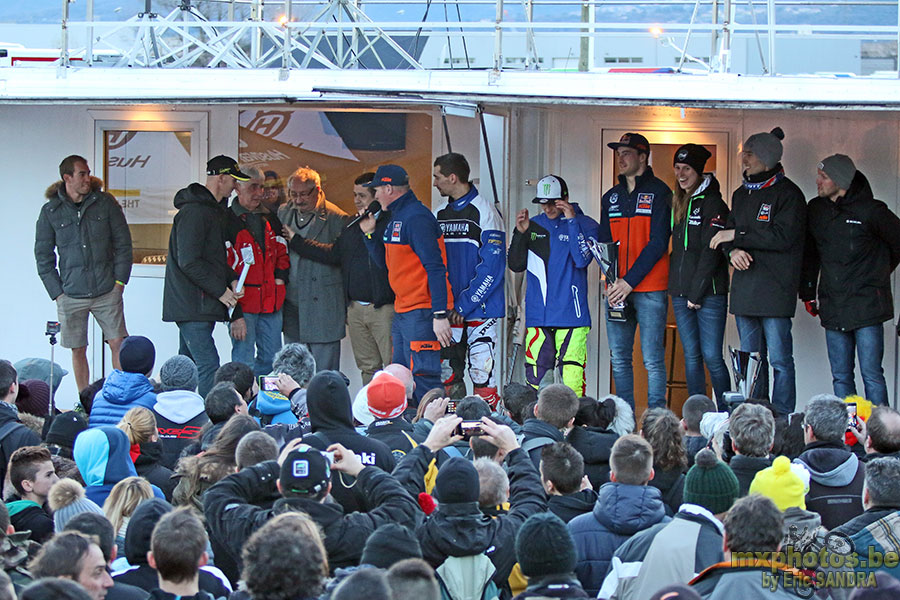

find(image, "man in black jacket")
[711,127,806,416]
[282,172,395,385]
[203,439,418,574]
[800,155,900,407]
[162,155,249,397]
[0,362,41,488]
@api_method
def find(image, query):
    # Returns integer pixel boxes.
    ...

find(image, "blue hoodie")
[73,426,163,506]
[89,370,157,428]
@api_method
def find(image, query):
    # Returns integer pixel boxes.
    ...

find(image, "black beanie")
[515,513,577,577]
[45,412,88,452]
[673,143,712,176]
[434,457,480,504]
[360,523,423,568]
[119,336,156,375]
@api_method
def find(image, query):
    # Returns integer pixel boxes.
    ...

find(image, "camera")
[454,421,484,440]
[45,321,60,336]
[846,402,858,430]
[446,400,458,414]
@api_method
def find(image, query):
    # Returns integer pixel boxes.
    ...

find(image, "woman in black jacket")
[117,407,177,501]
[668,144,731,405]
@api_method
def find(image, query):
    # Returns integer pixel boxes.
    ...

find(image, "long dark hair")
[671,168,702,225]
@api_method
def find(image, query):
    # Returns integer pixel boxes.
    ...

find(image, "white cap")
[532,174,568,203]
[352,382,376,426]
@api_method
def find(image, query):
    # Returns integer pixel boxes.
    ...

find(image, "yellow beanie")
[749,456,809,511]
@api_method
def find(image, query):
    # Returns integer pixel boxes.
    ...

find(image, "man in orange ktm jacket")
[360,164,453,405]
[600,133,672,410]
[226,167,290,376]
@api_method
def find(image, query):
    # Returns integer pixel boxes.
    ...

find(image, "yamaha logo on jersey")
[609,193,619,204]
[757,203,772,222]
[391,222,402,240]
[636,193,654,215]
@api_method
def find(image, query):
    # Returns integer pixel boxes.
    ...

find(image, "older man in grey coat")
[278,166,348,371]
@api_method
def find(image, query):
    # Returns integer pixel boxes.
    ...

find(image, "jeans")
[735,315,795,415]
[825,325,888,406]
[231,311,283,377]
[177,321,219,397]
[671,295,731,404]
[392,309,441,405]
[606,290,668,409]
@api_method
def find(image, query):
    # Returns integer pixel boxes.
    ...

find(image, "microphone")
[346,200,382,229]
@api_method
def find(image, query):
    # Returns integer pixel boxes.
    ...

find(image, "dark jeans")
[672,295,731,404]
[606,290,668,409]
[735,315,795,415]
[825,325,888,405]
[177,321,219,397]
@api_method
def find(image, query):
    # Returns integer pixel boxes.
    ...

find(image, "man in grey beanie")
[152,355,209,469]
[710,127,806,415]
[800,155,900,406]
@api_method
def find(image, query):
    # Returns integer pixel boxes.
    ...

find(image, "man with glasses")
[278,167,348,372]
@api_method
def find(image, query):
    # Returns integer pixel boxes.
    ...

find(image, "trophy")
[728,346,763,406]
[588,240,627,322]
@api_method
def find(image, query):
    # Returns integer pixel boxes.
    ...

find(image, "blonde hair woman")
[116,407,176,500]
[103,476,154,557]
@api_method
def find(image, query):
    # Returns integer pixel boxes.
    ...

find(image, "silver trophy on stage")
[728,346,763,403]
[588,239,627,322]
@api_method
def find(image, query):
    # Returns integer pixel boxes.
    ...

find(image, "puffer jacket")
[89,370,157,428]
[35,177,132,300]
[800,170,900,331]
[568,482,669,596]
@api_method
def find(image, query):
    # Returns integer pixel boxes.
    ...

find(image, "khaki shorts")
[56,286,128,349]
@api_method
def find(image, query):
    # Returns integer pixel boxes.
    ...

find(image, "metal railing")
[51,0,900,76]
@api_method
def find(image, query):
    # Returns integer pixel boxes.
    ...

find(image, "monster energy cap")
[532,174,569,204]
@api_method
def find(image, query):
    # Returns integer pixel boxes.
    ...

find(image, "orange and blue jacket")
[365,190,453,314]
[599,166,672,292]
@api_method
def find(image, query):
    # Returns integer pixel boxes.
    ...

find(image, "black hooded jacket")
[134,441,176,501]
[301,371,395,513]
[800,170,900,331]
[162,183,237,323]
[548,489,598,524]
[0,403,40,488]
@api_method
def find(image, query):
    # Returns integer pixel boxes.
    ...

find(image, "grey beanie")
[744,127,785,170]
[160,355,198,392]
[48,479,104,533]
[818,154,856,190]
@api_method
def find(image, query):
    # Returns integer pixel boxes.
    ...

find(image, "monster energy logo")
[543,182,552,195]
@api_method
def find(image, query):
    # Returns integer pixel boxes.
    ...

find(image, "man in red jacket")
[227,167,291,376]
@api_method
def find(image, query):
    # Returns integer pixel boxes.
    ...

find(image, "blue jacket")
[89,370,157,428]
[73,426,164,506]
[568,482,669,596]
[507,203,600,328]
[436,186,506,320]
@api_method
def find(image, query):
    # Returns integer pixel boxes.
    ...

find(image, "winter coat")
[568,482,669,596]
[364,418,426,462]
[689,561,808,599]
[6,498,53,543]
[508,203,600,328]
[35,178,132,300]
[279,196,348,343]
[0,403,41,487]
[203,459,419,574]
[722,165,807,318]
[832,504,900,580]
[599,166,672,292]
[225,205,290,317]
[395,446,547,597]
[162,183,236,323]
[521,418,565,469]
[74,426,163,507]
[133,441,176,501]
[684,435,708,468]
[800,170,900,331]
[89,370,157,428]
[152,390,209,470]
[649,468,685,516]
[600,506,725,600]
[794,441,865,530]
[548,489,598,524]
[287,209,395,307]
[567,426,617,489]
[728,454,772,497]
[107,581,151,600]
[668,175,730,304]
[514,575,589,599]
[301,371,396,513]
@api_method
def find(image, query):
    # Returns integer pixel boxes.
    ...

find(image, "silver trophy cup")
[588,239,627,322]
[729,346,763,400]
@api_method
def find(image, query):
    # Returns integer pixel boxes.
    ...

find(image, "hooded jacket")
[113,498,231,597]
[5,498,53,543]
[549,489,598,524]
[794,441,865,530]
[722,164,807,318]
[568,482,669,596]
[89,370,157,428]
[162,183,236,323]
[73,426,162,506]
[728,454,772,497]
[152,390,209,470]
[0,403,40,487]
[800,171,900,331]
[508,203,600,328]
[301,371,395,513]
[35,177,132,300]
[394,445,547,597]
[134,441,176,501]
[668,175,730,304]
[567,426,616,488]
[203,459,419,575]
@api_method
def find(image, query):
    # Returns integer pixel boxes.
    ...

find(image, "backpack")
[436,553,501,600]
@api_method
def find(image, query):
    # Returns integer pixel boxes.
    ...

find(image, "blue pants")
[825,325,888,406]
[672,295,731,405]
[606,290,668,409]
[392,309,441,406]
[735,315,795,415]
[231,311,283,377]
[177,321,219,397]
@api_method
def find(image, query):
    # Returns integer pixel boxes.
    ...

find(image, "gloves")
[804,300,819,317]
